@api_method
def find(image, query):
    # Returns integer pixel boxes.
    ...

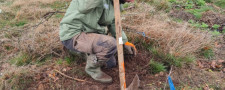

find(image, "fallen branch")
[54,69,92,83]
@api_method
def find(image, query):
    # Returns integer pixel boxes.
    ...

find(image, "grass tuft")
[15,20,27,27]
[148,60,166,74]
[10,53,31,66]
[215,0,225,9]
[50,1,67,9]
[123,3,212,58]
[201,47,214,59]
[0,69,34,90]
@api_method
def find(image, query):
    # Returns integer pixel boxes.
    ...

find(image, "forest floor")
[0,0,225,90]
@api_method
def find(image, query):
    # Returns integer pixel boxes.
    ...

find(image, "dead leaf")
[36,74,41,80]
[38,84,44,90]
[66,67,72,70]
[203,46,210,50]
[48,73,59,82]
[62,68,67,72]
[218,60,225,63]
[159,72,164,76]
[181,85,189,90]
[197,61,204,68]
[154,74,159,77]
[203,84,214,90]
[157,82,161,86]
[210,60,216,69]
[215,65,222,68]
[214,42,221,48]
[203,84,209,90]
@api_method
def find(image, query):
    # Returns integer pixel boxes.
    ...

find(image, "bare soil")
[201,11,225,28]
[25,40,225,90]
[170,10,225,32]
[215,35,225,60]
[169,10,196,21]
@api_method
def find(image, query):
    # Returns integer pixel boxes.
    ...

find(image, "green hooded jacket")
[59,0,128,43]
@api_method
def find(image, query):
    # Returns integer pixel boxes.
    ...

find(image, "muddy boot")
[85,54,112,83]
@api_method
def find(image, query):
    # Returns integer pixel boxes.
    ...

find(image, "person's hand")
[124,42,137,56]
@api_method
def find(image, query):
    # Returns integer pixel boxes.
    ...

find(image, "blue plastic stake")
[142,32,146,37]
[168,76,175,90]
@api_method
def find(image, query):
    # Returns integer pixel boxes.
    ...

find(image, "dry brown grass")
[0,66,35,90]
[14,6,52,21]
[0,0,63,21]
[12,0,57,7]
[0,0,67,61]
[14,19,63,60]
[122,3,212,57]
[12,0,57,21]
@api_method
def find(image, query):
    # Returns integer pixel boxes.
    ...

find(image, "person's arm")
[77,0,103,14]
[108,20,137,56]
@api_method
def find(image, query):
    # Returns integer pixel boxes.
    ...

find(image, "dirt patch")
[201,11,225,26]
[215,35,225,60]
[172,66,225,89]
[170,10,225,32]
[21,45,225,90]
[169,10,196,21]
[27,50,167,90]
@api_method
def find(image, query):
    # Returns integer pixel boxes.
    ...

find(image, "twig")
[52,51,61,57]
[54,69,92,83]
[163,65,173,90]
[42,11,65,18]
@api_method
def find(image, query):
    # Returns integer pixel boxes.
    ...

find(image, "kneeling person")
[59,0,136,83]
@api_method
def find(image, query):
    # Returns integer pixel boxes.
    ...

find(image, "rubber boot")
[85,54,112,83]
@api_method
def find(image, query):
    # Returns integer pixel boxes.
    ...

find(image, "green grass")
[1,18,27,29]
[211,31,221,36]
[36,56,53,65]
[163,54,182,67]
[65,56,76,65]
[148,60,166,74]
[56,59,63,65]
[4,45,13,51]
[50,1,67,10]
[188,20,210,29]
[201,47,214,59]
[186,6,213,19]
[148,0,172,12]
[223,29,225,33]
[215,0,225,9]
[0,12,16,28]
[14,20,27,27]
[139,39,195,68]
[0,70,34,90]
[173,18,183,23]
[54,14,64,18]
[10,53,31,66]
[148,46,195,67]
[205,0,213,3]
[212,24,220,29]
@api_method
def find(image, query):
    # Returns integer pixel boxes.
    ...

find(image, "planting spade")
[113,0,140,90]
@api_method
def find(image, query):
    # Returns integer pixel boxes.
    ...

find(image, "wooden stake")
[113,0,126,90]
